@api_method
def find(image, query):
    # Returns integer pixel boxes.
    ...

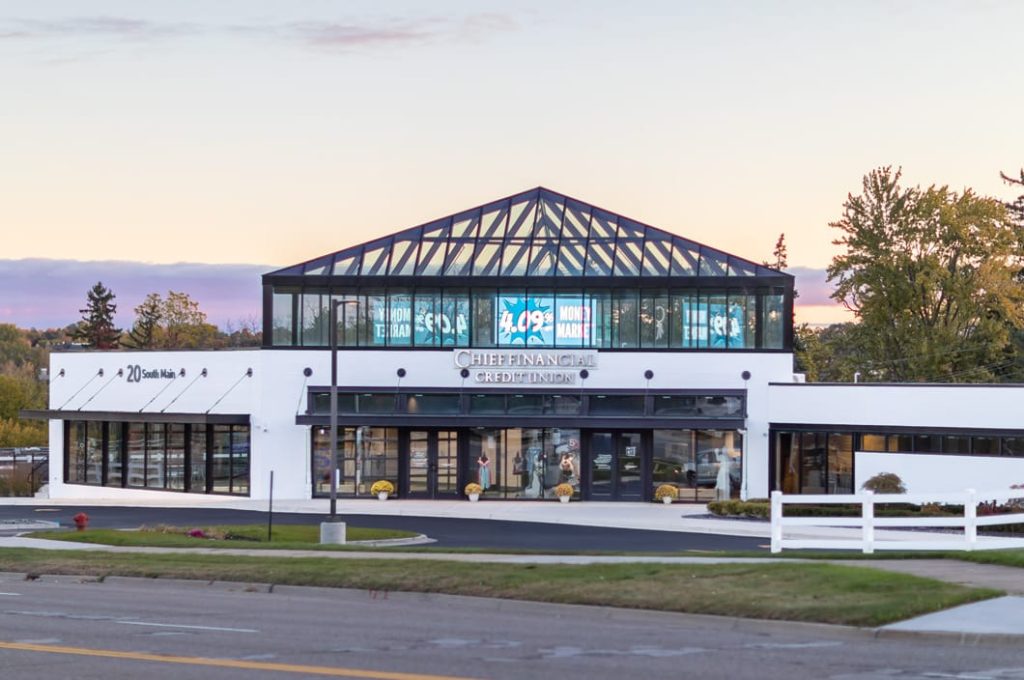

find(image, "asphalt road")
[0,505,766,552]
[0,574,1022,680]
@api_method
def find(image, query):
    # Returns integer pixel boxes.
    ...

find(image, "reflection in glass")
[126,423,145,488]
[86,421,103,484]
[146,423,165,489]
[106,423,122,487]
[190,425,207,493]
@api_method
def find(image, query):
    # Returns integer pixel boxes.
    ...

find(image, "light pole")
[325,298,359,530]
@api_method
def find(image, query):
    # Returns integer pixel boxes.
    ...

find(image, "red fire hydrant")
[72,512,89,531]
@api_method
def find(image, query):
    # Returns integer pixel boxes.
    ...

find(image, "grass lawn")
[0,549,999,627]
[954,549,1024,569]
[26,524,417,550]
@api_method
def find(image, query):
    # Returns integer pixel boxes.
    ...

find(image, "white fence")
[770,488,1024,553]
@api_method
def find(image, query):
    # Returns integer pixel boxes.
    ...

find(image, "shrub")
[707,500,770,518]
[861,472,906,494]
[654,484,679,501]
[370,480,394,496]
[554,483,574,497]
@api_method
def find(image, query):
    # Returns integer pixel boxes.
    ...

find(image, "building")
[28,188,1024,503]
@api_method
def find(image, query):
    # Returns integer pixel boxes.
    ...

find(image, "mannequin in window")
[477,453,491,490]
[559,452,576,484]
[715,448,732,501]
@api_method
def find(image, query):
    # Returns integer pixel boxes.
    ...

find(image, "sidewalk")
[1,496,1004,547]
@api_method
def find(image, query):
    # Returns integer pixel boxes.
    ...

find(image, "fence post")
[964,488,977,551]
[862,490,875,554]
[770,491,783,553]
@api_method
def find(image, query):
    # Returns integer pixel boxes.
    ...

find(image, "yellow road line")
[0,640,478,680]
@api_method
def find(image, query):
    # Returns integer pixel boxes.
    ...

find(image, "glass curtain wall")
[273,288,786,350]
[651,429,743,501]
[467,427,581,500]
[312,426,399,497]
[63,420,249,495]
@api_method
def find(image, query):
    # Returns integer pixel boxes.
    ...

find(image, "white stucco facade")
[45,348,796,501]
[767,383,1024,495]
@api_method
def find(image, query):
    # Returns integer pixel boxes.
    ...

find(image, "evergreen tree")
[1001,169,1024,227]
[771,233,788,270]
[125,293,163,349]
[72,282,122,349]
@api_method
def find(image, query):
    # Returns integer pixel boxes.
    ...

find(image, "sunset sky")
[1,1,1022,328]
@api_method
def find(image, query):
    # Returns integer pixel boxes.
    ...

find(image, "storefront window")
[212,425,231,493]
[146,423,165,489]
[190,425,207,493]
[414,290,442,347]
[388,290,412,346]
[441,289,471,346]
[799,432,826,494]
[697,430,742,500]
[66,420,86,484]
[63,420,246,496]
[469,393,505,414]
[106,423,122,487]
[126,423,145,488]
[860,434,887,452]
[762,291,785,349]
[272,291,295,346]
[301,293,328,347]
[652,430,693,499]
[166,424,186,491]
[827,433,853,494]
[86,421,103,485]
[270,276,795,352]
[406,394,461,415]
[589,395,644,416]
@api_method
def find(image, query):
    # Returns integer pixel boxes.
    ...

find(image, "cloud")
[283,20,437,49]
[4,16,199,41]
[0,259,268,330]
[789,266,838,306]
[2,13,516,51]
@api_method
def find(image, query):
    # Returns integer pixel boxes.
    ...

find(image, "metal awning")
[20,409,250,425]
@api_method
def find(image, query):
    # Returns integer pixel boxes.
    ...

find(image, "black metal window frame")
[62,419,251,496]
[262,283,793,352]
[304,387,744,418]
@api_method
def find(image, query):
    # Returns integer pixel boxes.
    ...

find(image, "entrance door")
[589,431,644,501]
[407,430,460,498]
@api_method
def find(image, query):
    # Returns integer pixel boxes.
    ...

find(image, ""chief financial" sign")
[453,350,598,385]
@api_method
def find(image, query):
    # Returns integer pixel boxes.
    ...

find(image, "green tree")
[827,167,1024,382]
[160,290,220,348]
[793,322,863,382]
[125,291,224,349]
[72,282,122,349]
[125,293,163,349]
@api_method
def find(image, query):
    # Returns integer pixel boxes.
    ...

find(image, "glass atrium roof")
[267,188,788,280]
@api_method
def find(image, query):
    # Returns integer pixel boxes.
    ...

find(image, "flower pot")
[559,495,570,504]
[468,493,480,502]
[662,496,673,505]
[377,492,388,501]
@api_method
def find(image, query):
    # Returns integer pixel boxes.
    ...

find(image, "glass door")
[617,432,644,500]
[589,432,614,499]
[436,430,459,495]
[588,431,645,501]
[406,430,461,498]
[408,430,430,496]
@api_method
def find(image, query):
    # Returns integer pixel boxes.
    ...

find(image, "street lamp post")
[321,298,358,543]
